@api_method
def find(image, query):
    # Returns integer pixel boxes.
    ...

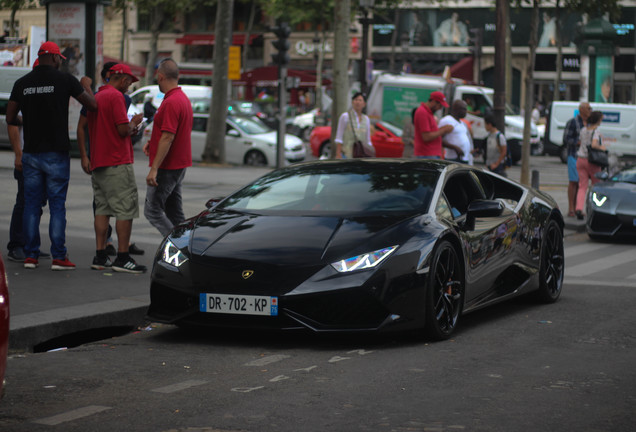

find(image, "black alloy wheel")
[536,219,564,303]
[244,150,267,167]
[425,240,464,340]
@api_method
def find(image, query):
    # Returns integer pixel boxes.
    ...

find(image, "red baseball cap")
[430,91,449,108]
[38,41,66,59]
[109,63,139,83]
[33,58,39,68]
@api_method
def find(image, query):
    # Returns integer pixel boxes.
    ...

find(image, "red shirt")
[87,85,134,169]
[147,87,193,170]
[413,102,442,157]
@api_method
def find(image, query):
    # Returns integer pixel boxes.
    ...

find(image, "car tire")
[424,240,464,340]
[535,219,564,303]
[319,141,331,160]
[244,150,267,167]
[301,127,312,142]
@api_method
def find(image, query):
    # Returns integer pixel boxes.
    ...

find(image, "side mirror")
[227,129,240,138]
[464,199,504,231]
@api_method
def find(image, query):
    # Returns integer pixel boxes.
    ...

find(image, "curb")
[9,296,149,352]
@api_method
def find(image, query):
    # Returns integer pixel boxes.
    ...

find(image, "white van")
[546,101,636,163]
[127,85,212,116]
[0,66,31,93]
[366,73,540,163]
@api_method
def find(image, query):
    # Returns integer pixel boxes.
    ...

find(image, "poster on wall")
[48,3,86,78]
[48,2,86,140]
[595,56,613,103]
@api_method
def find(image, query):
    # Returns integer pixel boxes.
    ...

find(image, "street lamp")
[359,0,375,95]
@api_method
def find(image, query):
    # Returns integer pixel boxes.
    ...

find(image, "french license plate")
[199,293,278,316]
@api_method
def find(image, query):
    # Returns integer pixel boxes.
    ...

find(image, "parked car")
[0,252,9,399]
[146,159,564,340]
[128,85,212,117]
[143,113,306,167]
[586,165,636,240]
[309,120,404,159]
[0,92,11,148]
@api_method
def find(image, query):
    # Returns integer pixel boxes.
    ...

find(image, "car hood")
[189,211,410,264]
[505,115,538,134]
[252,131,304,149]
[593,181,636,214]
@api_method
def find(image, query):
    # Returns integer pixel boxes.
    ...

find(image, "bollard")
[531,170,540,189]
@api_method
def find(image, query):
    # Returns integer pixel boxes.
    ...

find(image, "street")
[0,148,635,431]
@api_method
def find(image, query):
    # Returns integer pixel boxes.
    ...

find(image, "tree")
[112,0,208,85]
[0,0,36,38]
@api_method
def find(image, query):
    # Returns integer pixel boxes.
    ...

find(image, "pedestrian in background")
[143,58,193,237]
[334,92,374,159]
[413,91,453,159]
[562,102,591,217]
[87,64,145,273]
[440,99,472,164]
[575,110,607,220]
[5,41,96,270]
[484,115,507,176]
[401,108,416,158]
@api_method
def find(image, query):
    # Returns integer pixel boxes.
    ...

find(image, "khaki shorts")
[92,164,139,219]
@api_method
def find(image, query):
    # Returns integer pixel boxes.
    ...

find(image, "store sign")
[535,54,581,72]
[293,39,333,57]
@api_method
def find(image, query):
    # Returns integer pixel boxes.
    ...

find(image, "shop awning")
[104,55,146,77]
[175,33,261,46]
[450,56,474,82]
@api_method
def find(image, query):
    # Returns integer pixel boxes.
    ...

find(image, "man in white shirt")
[440,99,473,164]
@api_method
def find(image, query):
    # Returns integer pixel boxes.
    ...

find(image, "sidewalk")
[0,149,582,352]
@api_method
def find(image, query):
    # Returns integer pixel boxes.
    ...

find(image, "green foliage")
[563,0,621,21]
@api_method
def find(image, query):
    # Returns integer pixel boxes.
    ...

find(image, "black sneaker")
[112,257,147,274]
[91,255,113,270]
[7,248,26,262]
[105,244,117,256]
[128,243,145,255]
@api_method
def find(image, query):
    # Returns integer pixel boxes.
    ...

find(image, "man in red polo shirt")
[87,63,146,273]
[413,91,454,158]
[143,58,193,236]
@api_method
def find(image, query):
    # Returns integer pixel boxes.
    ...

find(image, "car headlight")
[591,192,608,207]
[331,246,398,273]
[161,239,189,267]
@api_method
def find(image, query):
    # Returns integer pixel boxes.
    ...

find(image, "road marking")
[269,375,290,382]
[244,354,290,366]
[564,242,614,259]
[294,365,318,372]
[231,386,265,393]
[328,356,351,363]
[565,248,636,278]
[32,405,112,425]
[347,349,374,355]
[151,379,209,394]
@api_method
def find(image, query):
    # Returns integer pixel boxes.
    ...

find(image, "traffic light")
[271,22,291,66]
[469,27,483,57]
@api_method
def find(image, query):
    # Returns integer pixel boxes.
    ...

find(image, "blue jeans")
[8,168,26,252]
[144,168,186,237]
[21,152,70,259]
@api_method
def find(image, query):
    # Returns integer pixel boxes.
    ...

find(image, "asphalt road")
[1,276,634,432]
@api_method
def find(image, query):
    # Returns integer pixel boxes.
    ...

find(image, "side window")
[0,96,8,115]
[131,91,149,105]
[463,93,491,117]
[443,172,486,217]
[192,117,207,132]
[435,195,454,220]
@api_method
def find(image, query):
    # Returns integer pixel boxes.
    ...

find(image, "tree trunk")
[202,0,234,163]
[520,1,540,186]
[553,0,563,103]
[330,0,351,158]
[242,0,256,73]
[145,6,164,86]
[315,29,326,112]
[389,10,400,73]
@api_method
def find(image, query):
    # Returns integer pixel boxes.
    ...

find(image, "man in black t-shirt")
[6,41,97,271]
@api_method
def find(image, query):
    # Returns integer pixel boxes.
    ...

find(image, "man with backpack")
[484,115,508,176]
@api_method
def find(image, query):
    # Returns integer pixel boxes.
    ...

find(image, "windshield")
[611,166,636,184]
[216,164,438,215]
[230,116,272,134]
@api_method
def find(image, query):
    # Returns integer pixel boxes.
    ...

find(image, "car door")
[442,170,519,305]
[224,121,244,165]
